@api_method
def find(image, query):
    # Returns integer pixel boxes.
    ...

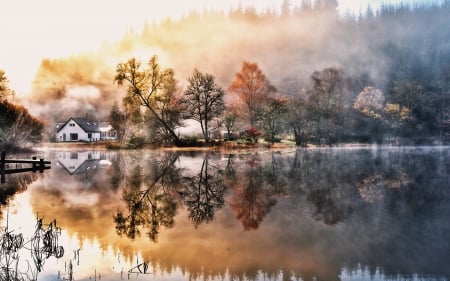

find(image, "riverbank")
[37,140,297,153]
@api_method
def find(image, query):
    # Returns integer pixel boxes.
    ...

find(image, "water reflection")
[113,152,180,241]
[0,216,65,281]
[180,156,226,227]
[227,153,285,230]
[0,147,449,280]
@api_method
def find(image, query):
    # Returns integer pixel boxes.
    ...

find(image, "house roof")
[57,117,100,133]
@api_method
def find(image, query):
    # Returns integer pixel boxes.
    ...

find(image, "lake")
[1,146,449,281]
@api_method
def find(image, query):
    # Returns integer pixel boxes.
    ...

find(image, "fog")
[21,1,450,128]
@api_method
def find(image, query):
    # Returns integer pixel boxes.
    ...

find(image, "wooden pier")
[0,151,51,183]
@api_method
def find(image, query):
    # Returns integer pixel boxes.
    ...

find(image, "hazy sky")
[0,0,444,95]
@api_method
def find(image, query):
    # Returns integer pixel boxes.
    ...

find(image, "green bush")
[127,136,146,149]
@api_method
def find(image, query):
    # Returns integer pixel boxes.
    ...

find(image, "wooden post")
[1,151,5,183]
[39,158,44,173]
[32,156,36,172]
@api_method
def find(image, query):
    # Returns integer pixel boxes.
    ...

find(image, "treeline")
[12,0,450,147]
[0,71,44,152]
[107,0,450,146]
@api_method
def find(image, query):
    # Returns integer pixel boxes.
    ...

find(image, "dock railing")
[0,151,51,183]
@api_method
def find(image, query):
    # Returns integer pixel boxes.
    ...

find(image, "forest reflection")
[1,147,449,281]
[110,147,450,245]
[112,151,294,238]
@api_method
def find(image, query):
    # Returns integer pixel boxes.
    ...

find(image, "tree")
[353,86,385,120]
[315,0,338,10]
[0,100,44,149]
[114,56,182,146]
[180,69,225,143]
[0,70,13,100]
[285,97,308,146]
[222,104,240,141]
[391,80,426,113]
[281,0,291,16]
[262,97,288,144]
[307,67,346,144]
[353,86,386,143]
[109,102,128,143]
[228,62,276,128]
[383,103,411,134]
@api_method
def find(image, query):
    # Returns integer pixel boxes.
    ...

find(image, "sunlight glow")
[0,0,442,95]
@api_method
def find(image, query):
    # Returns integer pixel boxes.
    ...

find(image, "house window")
[88,133,92,139]
[70,153,78,159]
[70,133,78,141]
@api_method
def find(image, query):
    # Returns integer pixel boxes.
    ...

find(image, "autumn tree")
[0,100,44,150]
[354,86,385,119]
[114,56,182,146]
[383,103,411,141]
[180,69,225,143]
[228,62,276,129]
[353,86,386,143]
[0,70,13,100]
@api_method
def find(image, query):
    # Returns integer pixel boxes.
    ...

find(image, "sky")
[0,0,445,95]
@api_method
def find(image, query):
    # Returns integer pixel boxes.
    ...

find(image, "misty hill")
[27,1,450,130]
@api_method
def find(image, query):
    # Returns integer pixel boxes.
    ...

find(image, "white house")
[57,151,112,175]
[57,117,117,142]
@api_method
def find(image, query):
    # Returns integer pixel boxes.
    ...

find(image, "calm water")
[1,146,449,281]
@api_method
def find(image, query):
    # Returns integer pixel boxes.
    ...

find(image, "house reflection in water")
[56,151,112,176]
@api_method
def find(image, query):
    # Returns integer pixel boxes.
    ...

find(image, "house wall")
[57,151,103,173]
[57,120,100,142]
[100,130,118,141]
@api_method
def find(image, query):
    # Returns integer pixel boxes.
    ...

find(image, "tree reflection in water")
[113,152,229,240]
[227,153,280,230]
[7,148,450,280]
[113,152,181,241]
[113,150,292,236]
[180,156,226,227]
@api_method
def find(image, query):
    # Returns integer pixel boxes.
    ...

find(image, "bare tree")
[180,69,225,143]
[285,97,309,146]
[262,97,288,144]
[114,56,182,146]
[222,104,240,141]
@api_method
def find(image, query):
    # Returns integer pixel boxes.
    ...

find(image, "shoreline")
[4,141,449,156]
[37,141,298,153]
